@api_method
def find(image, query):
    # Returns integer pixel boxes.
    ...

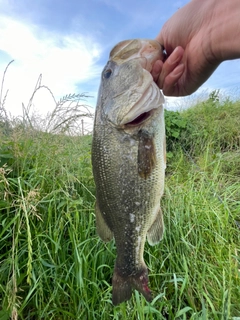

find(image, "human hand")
[152,0,226,97]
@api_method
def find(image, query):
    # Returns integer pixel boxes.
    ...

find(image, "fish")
[91,39,166,305]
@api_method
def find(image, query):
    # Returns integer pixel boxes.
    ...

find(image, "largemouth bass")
[91,39,166,305]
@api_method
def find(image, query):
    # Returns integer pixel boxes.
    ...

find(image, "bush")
[164,109,189,152]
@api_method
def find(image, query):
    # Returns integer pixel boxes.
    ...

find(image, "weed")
[0,82,240,319]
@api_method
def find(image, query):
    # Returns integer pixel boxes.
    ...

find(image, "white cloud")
[0,15,103,117]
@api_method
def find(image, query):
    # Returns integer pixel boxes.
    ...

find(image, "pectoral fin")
[147,207,164,245]
[95,200,113,242]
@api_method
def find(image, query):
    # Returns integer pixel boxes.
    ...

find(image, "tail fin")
[112,267,152,305]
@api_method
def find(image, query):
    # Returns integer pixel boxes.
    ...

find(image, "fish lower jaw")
[122,109,154,127]
[119,81,164,128]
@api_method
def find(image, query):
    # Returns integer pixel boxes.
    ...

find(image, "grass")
[0,91,240,319]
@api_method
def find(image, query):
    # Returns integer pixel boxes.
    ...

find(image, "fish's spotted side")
[92,39,166,305]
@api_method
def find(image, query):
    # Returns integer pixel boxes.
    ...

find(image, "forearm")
[205,0,240,62]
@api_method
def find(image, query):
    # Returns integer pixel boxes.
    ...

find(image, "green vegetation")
[0,91,240,319]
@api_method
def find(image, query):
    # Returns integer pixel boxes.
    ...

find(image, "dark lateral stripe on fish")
[137,132,156,179]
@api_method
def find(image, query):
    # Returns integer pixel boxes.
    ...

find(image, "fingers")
[151,60,163,82]
[162,63,185,96]
[157,46,184,89]
[151,46,186,96]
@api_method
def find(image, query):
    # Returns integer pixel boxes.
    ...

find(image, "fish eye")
[103,69,112,79]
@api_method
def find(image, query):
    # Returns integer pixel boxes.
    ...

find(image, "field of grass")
[0,94,240,319]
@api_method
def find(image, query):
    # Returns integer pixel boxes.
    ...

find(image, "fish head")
[96,39,165,130]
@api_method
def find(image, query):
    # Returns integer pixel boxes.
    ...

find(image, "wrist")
[208,0,240,62]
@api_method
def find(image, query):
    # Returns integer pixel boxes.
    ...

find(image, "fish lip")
[123,109,154,127]
[119,80,163,127]
[121,81,154,127]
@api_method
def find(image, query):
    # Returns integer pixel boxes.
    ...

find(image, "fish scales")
[91,39,166,305]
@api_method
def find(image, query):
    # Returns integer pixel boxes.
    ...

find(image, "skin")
[152,0,240,97]
[92,39,166,305]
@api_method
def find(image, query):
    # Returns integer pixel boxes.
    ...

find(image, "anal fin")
[95,200,113,242]
[147,207,164,246]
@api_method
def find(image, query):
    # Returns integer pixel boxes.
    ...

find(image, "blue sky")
[0,0,239,120]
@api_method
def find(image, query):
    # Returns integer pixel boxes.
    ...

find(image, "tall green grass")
[0,94,240,319]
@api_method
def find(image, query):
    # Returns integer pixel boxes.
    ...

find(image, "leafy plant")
[164,109,189,152]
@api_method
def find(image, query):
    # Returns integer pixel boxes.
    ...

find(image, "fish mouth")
[123,110,153,127]
[119,79,164,127]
